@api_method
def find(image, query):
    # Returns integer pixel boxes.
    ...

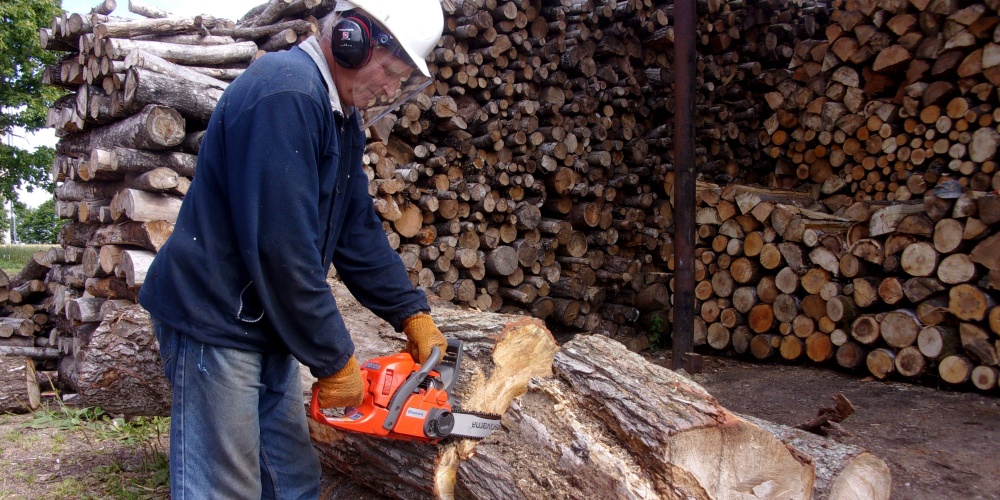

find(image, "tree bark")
[124,66,223,121]
[125,49,228,90]
[57,104,185,154]
[111,188,182,223]
[103,38,258,66]
[94,16,227,39]
[89,220,174,252]
[74,305,172,416]
[128,0,172,19]
[741,414,890,500]
[0,356,39,414]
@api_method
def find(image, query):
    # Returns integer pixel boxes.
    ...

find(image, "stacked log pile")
[763,0,1000,200]
[689,180,1000,392]
[744,0,1000,392]
[27,0,321,395]
[37,0,829,343]
[321,0,830,339]
[3,0,994,400]
[0,250,69,411]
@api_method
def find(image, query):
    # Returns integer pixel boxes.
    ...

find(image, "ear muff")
[331,14,373,69]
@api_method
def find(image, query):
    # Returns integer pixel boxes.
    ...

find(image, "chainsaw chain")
[453,409,502,421]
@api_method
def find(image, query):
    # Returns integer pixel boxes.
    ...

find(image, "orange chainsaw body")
[309,351,453,443]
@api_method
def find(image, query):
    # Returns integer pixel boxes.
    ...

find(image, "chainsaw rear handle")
[308,378,329,424]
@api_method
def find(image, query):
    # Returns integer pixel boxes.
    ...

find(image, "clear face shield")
[353,50,432,130]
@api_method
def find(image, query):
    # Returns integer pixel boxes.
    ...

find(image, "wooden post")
[672,0,697,373]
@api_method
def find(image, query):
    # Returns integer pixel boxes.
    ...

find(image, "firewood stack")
[31,0,324,393]
[1,0,993,400]
[0,251,64,412]
[688,178,1000,392]
[763,0,1000,200]
[232,0,831,339]
[0,249,70,356]
[740,0,1000,392]
[32,0,832,344]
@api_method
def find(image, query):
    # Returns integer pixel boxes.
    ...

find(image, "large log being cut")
[306,282,891,499]
[74,281,889,499]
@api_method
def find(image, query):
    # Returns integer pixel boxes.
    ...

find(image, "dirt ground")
[656,351,1000,500]
[0,411,170,499]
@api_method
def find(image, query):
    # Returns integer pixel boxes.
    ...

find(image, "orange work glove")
[402,313,448,364]
[312,356,364,409]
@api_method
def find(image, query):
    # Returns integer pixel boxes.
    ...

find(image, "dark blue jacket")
[138,46,428,378]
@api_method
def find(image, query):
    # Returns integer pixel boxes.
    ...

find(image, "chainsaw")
[309,339,502,443]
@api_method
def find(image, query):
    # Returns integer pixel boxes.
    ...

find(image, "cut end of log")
[454,316,558,457]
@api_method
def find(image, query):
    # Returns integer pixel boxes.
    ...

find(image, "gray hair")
[321,1,360,40]
[319,11,343,41]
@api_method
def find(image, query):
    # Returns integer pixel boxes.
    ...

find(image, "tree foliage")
[0,0,65,203]
[0,202,10,241]
[14,198,64,244]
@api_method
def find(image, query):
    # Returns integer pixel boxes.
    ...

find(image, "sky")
[17,0,262,207]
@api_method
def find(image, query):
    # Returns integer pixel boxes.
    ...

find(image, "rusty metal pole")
[672,0,699,372]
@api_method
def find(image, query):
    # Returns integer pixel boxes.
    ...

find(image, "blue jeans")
[153,319,321,499]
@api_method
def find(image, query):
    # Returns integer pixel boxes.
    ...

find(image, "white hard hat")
[336,0,444,77]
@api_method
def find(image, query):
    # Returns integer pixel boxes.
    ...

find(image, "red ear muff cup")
[331,16,372,69]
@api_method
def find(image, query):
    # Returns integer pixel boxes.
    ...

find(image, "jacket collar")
[298,36,352,117]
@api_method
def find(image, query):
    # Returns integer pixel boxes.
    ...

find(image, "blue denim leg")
[152,319,321,499]
[257,350,322,499]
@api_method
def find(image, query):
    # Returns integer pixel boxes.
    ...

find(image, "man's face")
[347,47,414,108]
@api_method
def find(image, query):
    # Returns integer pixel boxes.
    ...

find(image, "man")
[137,0,447,497]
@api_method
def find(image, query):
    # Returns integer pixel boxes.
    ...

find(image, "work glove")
[402,313,448,364]
[313,356,364,409]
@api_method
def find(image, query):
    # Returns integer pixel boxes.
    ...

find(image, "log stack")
[34,0,328,395]
[306,0,830,338]
[5,0,997,403]
[36,0,830,354]
[750,0,1000,392]
[763,0,1000,200]
[0,250,70,383]
[689,180,1000,393]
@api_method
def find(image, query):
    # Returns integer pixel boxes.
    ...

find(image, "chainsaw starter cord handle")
[382,345,442,431]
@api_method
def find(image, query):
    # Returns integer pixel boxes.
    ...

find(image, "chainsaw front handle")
[382,345,442,431]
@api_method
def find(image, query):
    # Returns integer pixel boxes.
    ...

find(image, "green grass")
[11,470,35,487]
[3,429,42,452]
[48,477,92,498]
[17,402,171,499]
[89,415,171,499]
[94,449,170,499]
[0,244,54,276]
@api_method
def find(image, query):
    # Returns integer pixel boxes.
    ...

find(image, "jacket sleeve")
[224,90,354,379]
[333,149,430,331]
